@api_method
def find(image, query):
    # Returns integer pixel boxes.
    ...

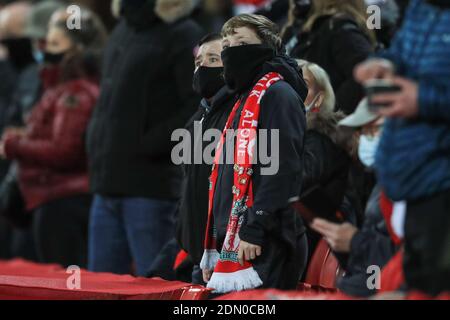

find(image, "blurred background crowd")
[0,0,448,298]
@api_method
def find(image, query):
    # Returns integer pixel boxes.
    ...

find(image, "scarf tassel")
[206,267,263,293]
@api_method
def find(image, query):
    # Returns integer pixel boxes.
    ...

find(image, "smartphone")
[364,79,402,111]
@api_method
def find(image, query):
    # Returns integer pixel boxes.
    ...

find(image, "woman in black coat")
[297,60,352,260]
[285,0,375,114]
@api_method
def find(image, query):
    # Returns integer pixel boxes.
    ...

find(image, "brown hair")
[303,0,376,44]
[52,7,108,81]
[222,14,282,52]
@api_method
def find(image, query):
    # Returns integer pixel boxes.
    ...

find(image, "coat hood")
[261,54,308,102]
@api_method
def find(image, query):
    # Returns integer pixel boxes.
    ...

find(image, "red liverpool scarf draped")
[200,72,283,293]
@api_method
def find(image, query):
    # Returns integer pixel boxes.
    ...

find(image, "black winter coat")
[337,185,398,297]
[213,55,309,289]
[87,17,203,199]
[176,86,236,265]
[301,127,351,260]
[289,15,374,114]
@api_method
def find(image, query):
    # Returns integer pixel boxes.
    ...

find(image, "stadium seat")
[298,239,342,292]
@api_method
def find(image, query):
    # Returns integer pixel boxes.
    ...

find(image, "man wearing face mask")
[176,33,236,284]
[0,1,34,74]
[310,99,399,298]
[200,14,308,293]
[0,2,33,177]
[355,0,450,296]
[5,0,63,129]
[86,0,203,276]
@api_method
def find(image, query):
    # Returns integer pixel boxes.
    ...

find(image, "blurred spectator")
[233,0,271,14]
[311,100,398,297]
[7,0,64,128]
[282,0,312,45]
[365,0,400,49]
[296,60,351,260]
[1,8,107,268]
[201,14,308,293]
[0,1,32,176]
[192,0,233,33]
[73,0,117,31]
[0,0,63,263]
[86,0,203,277]
[176,33,236,284]
[0,1,32,261]
[285,0,375,114]
[255,0,290,26]
[0,1,33,73]
[355,0,450,296]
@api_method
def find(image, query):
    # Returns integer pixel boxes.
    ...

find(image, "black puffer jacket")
[176,86,236,265]
[289,14,374,114]
[87,13,203,199]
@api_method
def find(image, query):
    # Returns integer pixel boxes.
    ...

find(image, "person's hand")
[354,58,395,83]
[238,240,262,266]
[371,76,419,119]
[311,218,358,253]
[202,268,213,283]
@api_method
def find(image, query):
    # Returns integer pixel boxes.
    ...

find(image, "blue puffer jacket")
[375,0,450,201]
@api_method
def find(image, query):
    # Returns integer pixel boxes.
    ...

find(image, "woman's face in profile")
[45,27,73,55]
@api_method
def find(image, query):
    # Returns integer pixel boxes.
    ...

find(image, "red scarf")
[200,72,283,293]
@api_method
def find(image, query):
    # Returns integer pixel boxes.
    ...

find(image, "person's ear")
[316,91,324,108]
[311,92,324,113]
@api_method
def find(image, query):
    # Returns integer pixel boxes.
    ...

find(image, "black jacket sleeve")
[140,22,203,157]
[346,187,396,273]
[239,81,306,247]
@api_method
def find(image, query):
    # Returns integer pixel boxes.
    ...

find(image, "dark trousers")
[33,195,91,268]
[404,188,450,296]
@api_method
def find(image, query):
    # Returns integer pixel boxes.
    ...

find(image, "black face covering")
[192,66,225,99]
[43,51,66,65]
[427,0,450,8]
[221,44,275,93]
[0,37,35,70]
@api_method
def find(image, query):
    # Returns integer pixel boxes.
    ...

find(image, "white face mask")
[358,134,381,168]
[305,93,321,112]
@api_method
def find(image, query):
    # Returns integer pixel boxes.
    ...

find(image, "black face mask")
[192,66,225,99]
[427,0,450,8]
[293,0,311,20]
[221,44,275,93]
[0,37,35,70]
[43,51,66,65]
